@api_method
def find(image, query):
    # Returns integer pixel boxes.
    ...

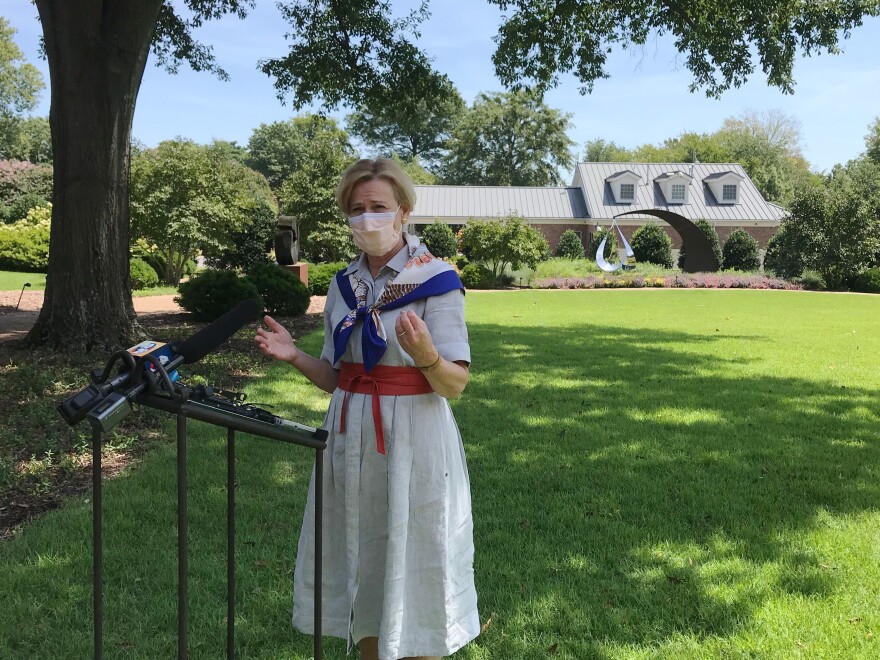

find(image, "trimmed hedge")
[852,268,880,294]
[176,269,263,321]
[130,258,159,290]
[245,262,311,317]
[308,261,349,296]
[459,263,494,289]
[555,229,585,259]
[0,222,49,272]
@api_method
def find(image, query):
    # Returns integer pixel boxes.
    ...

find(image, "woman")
[255,158,479,660]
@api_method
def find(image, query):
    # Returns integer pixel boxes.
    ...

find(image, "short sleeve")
[319,279,341,368]
[424,288,470,365]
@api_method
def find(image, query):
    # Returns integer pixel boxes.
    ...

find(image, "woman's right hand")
[255,315,300,364]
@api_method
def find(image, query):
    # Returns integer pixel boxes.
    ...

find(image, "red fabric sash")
[337,362,434,454]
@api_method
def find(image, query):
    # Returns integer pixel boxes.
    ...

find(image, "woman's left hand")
[394,310,438,367]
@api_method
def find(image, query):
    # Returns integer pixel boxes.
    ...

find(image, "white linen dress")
[292,238,480,659]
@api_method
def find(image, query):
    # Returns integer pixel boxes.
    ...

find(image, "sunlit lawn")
[0,270,46,291]
[0,270,177,296]
[1,290,879,658]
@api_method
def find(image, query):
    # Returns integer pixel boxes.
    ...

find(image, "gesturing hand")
[394,310,438,367]
[255,315,299,364]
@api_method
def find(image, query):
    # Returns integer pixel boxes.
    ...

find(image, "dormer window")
[703,171,745,205]
[654,171,692,205]
[605,170,641,204]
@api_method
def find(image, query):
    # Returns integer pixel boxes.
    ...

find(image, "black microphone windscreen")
[175,298,262,364]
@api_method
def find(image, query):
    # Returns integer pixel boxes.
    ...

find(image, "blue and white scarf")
[332,233,464,372]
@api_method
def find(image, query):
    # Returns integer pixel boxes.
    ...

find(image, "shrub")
[244,262,311,316]
[589,226,617,261]
[176,269,263,321]
[678,219,723,270]
[130,258,159,290]
[454,254,469,270]
[308,261,349,296]
[763,223,805,279]
[0,221,50,272]
[852,267,880,294]
[419,221,458,259]
[722,229,761,271]
[796,270,826,291]
[459,263,494,289]
[555,229,585,259]
[0,192,49,224]
[630,224,673,268]
[458,216,549,281]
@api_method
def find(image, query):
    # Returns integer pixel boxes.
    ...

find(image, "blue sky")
[6,2,880,174]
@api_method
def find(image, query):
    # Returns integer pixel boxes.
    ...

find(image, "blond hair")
[336,158,417,215]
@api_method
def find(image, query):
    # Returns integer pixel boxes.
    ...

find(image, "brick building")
[408,162,787,257]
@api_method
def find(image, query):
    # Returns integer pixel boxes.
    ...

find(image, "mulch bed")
[0,309,323,541]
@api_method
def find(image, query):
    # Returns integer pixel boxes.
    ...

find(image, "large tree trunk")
[27,0,163,351]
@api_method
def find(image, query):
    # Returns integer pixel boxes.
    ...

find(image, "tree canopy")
[488,0,880,98]
[130,139,277,285]
[346,75,465,167]
[442,90,574,186]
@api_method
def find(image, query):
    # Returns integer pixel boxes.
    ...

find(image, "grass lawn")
[1,290,879,658]
[0,270,46,291]
[0,270,177,296]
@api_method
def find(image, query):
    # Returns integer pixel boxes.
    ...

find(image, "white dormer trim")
[605,170,641,204]
[654,171,693,205]
[703,171,745,205]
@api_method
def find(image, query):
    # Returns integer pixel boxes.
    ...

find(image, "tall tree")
[582,138,632,163]
[346,74,465,167]
[489,1,880,98]
[865,116,880,165]
[130,139,276,284]
[0,17,46,161]
[442,90,574,186]
[248,115,358,262]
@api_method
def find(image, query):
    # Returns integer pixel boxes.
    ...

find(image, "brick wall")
[537,223,778,251]
[539,224,592,252]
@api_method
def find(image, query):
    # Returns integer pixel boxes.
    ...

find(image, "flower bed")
[534,273,801,290]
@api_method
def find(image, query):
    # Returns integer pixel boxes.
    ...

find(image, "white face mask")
[348,206,401,256]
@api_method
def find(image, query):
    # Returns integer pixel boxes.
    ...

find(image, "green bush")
[244,262,311,317]
[678,219,723,271]
[0,192,49,224]
[419,221,458,259]
[795,270,826,291]
[555,229,585,259]
[0,222,50,272]
[454,254,469,270]
[308,261,349,296]
[630,224,673,268]
[176,269,263,321]
[722,229,761,271]
[852,268,880,294]
[130,258,159,290]
[459,263,494,289]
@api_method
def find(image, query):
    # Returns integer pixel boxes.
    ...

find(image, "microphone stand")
[86,355,327,660]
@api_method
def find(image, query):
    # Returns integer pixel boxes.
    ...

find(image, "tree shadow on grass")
[457,322,879,658]
[1,321,878,658]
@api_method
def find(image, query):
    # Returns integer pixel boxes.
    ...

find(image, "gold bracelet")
[417,353,442,371]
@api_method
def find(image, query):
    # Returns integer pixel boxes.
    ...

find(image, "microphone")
[173,299,262,364]
[58,298,263,426]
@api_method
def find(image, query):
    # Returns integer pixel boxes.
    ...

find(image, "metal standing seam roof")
[410,185,589,221]
[576,162,787,222]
